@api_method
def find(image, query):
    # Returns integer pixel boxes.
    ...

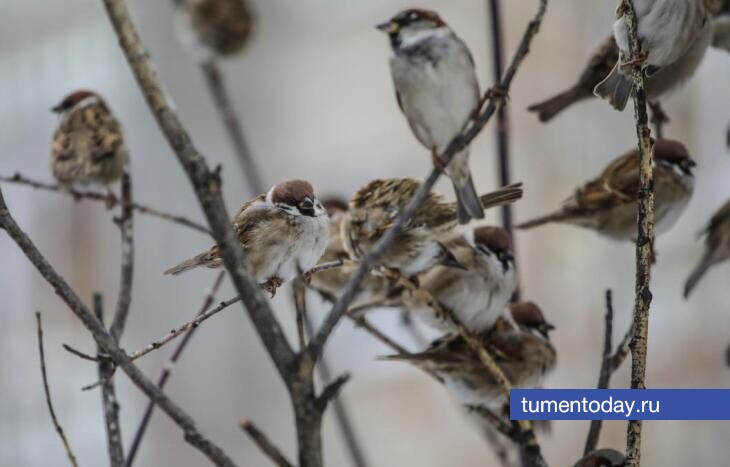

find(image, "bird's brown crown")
[271,180,314,205]
[653,138,692,164]
[52,90,101,113]
[473,226,512,253]
[391,8,446,27]
[509,302,548,329]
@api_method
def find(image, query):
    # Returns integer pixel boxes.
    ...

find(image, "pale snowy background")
[1,1,729,466]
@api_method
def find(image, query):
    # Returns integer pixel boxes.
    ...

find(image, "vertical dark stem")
[622,1,655,465]
[487,0,520,301]
[584,290,614,455]
[303,312,370,467]
[200,59,264,195]
[96,294,125,467]
[109,167,134,341]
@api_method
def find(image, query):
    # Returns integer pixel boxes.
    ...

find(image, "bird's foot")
[472,85,509,119]
[431,148,447,173]
[621,51,648,70]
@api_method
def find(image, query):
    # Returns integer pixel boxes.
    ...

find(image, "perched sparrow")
[406,226,517,333]
[517,139,695,241]
[341,178,523,276]
[528,29,710,122]
[377,9,484,223]
[382,301,556,410]
[164,180,329,296]
[574,449,626,467]
[51,90,127,187]
[308,198,389,301]
[594,0,715,111]
[178,0,253,57]
[684,199,730,298]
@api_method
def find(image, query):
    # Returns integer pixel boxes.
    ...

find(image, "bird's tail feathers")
[593,62,633,111]
[683,251,715,299]
[452,175,485,224]
[164,249,216,275]
[527,86,588,122]
[515,210,569,230]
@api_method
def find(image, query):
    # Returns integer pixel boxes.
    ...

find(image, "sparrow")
[377,9,484,224]
[51,90,127,188]
[164,180,329,296]
[574,449,626,467]
[405,226,517,333]
[177,0,253,58]
[341,177,523,276]
[684,199,730,298]
[594,0,715,111]
[516,139,695,241]
[308,198,389,301]
[382,301,556,410]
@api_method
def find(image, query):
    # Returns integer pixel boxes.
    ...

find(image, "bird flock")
[36,2,730,464]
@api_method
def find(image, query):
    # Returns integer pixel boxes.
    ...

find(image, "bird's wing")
[82,103,125,162]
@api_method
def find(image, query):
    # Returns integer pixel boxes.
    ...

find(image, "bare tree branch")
[200,59,264,195]
[124,271,226,467]
[0,172,210,234]
[584,290,614,455]
[620,1,655,465]
[63,343,102,362]
[309,0,548,362]
[95,294,125,467]
[0,188,238,467]
[239,419,294,467]
[35,312,79,467]
[109,167,135,341]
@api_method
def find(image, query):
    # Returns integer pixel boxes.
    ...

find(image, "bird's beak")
[376,21,399,34]
[50,105,63,113]
[539,322,556,339]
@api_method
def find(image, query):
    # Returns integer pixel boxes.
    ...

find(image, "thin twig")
[0,173,210,234]
[584,290,614,455]
[109,167,135,341]
[301,305,371,467]
[63,343,102,362]
[309,0,549,362]
[610,320,634,372]
[487,0,520,301]
[293,279,308,350]
[129,295,241,361]
[239,419,294,467]
[124,271,226,467]
[95,294,125,467]
[200,60,264,195]
[35,312,79,467]
[621,1,655,465]
[0,188,238,467]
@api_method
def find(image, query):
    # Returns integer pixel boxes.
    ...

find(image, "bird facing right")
[684,199,730,298]
[517,139,695,242]
[340,177,523,276]
[164,180,329,297]
[377,9,484,223]
[381,301,556,411]
[405,225,517,333]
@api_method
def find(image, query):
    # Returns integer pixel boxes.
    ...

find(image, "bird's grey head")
[52,90,103,114]
[269,180,326,218]
[376,9,447,49]
[473,226,514,272]
[509,302,555,339]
